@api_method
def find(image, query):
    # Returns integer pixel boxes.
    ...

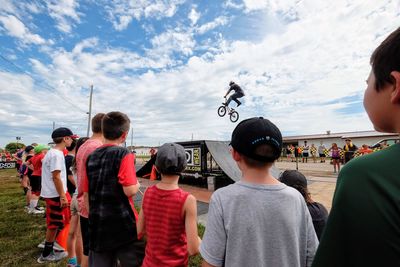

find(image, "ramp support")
[207,176,216,191]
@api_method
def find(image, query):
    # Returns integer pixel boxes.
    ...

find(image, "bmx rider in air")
[223,81,245,107]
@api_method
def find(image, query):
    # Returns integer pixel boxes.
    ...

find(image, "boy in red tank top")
[137,143,201,267]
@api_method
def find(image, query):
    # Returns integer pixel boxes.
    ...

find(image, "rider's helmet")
[229,81,235,86]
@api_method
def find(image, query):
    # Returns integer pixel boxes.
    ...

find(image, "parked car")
[369,138,400,149]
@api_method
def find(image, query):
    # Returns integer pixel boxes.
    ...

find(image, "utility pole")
[52,121,55,131]
[86,85,93,137]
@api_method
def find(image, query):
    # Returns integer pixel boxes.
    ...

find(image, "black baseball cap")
[51,127,78,139]
[280,170,308,188]
[230,117,282,162]
[24,145,34,153]
[155,143,187,175]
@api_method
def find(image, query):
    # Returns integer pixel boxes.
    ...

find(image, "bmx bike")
[217,98,239,123]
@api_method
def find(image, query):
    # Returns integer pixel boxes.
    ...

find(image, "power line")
[0,53,88,113]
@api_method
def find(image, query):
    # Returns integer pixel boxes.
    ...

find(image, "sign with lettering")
[0,161,16,169]
[184,147,201,173]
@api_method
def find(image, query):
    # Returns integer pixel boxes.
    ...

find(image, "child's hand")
[60,196,68,208]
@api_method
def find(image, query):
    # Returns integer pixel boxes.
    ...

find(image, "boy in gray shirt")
[200,117,318,267]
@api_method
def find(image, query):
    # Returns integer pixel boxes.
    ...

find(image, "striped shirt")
[142,185,190,267]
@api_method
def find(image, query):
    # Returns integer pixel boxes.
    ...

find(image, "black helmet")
[229,81,234,86]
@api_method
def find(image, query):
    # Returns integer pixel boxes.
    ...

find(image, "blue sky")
[0,0,399,147]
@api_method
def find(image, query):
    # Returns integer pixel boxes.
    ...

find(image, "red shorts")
[45,193,71,230]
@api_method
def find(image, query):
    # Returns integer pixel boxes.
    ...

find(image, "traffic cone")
[150,165,157,180]
[56,223,70,250]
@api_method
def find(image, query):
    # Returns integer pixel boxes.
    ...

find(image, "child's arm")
[52,170,68,208]
[119,152,140,198]
[136,190,146,239]
[123,183,140,198]
[184,194,201,256]
[25,160,34,171]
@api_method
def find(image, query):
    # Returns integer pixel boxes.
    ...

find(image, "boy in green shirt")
[313,27,400,266]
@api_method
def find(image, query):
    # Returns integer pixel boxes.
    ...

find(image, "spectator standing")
[312,27,400,267]
[65,140,77,198]
[200,117,318,267]
[84,112,144,266]
[37,127,76,263]
[21,146,35,211]
[343,138,357,163]
[280,170,328,240]
[318,142,326,163]
[137,143,201,266]
[358,144,373,155]
[67,137,89,267]
[310,144,318,163]
[329,143,341,173]
[26,144,49,214]
[75,113,105,267]
[302,141,310,163]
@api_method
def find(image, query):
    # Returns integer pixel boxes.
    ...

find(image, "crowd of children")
[4,27,400,267]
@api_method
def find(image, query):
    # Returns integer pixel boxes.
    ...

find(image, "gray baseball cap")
[155,143,187,175]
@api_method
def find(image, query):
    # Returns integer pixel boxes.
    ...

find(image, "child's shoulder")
[94,144,129,155]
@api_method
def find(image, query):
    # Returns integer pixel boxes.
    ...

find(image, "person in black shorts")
[224,81,245,107]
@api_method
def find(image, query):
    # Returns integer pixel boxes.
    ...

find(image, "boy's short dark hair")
[53,137,64,144]
[370,27,400,90]
[241,145,277,168]
[230,117,283,167]
[102,111,130,140]
[92,113,105,134]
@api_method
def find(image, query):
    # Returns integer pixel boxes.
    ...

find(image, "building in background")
[283,131,399,148]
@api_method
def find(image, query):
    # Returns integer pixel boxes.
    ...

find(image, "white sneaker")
[37,241,65,252]
[37,251,67,263]
[28,207,45,214]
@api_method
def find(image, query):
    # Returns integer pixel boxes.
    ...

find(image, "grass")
[0,169,205,266]
[0,169,64,266]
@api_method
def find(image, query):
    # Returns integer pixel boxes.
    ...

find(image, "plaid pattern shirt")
[86,145,137,252]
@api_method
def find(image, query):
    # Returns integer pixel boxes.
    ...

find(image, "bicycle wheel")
[230,111,239,122]
[217,106,226,117]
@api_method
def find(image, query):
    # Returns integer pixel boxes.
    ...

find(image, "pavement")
[136,159,339,225]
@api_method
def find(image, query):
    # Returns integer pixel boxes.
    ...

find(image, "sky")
[0,0,399,147]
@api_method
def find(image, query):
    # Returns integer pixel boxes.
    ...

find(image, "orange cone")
[150,165,157,180]
[56,223,70,250]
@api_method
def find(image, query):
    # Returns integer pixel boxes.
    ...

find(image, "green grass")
[0,169,205,266]
[0,169,64,266]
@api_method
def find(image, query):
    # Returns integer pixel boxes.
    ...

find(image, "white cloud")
[0,15,46,45]
[242,0,268,11]
[150,29,195,57]
[104,0,186,31]
[46,0,81,33]
[224,0,244,9]
[188,8,200,25]
[197,16,229,34]
[114,15,133,31]
[1,0,400,147]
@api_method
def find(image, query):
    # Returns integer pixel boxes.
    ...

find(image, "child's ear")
[121,131,128,141]
[390,71,400,104]
[231,148,241,162]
